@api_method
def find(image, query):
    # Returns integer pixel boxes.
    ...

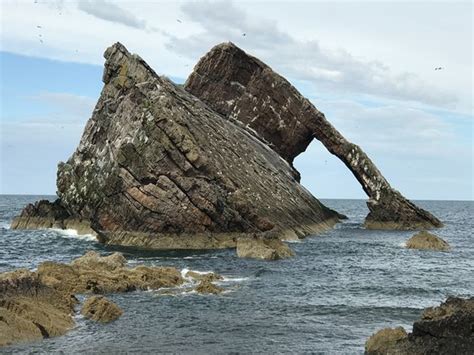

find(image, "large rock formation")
[12,42,342,249]
[185,42,442,230]
[365,297,474,354]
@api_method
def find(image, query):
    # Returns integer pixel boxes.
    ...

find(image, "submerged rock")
[11,42,344,251]
[365,297,474,354]
[185,42,442,230]
[236,237,295,260]
[195,280,224,295]
[405,231,450,251]
[81,296,123,323]
[185,270,223,282]
[0,269,76,347]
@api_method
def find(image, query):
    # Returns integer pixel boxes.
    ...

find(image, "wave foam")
[0,222,11,230]
[50,228,97,241]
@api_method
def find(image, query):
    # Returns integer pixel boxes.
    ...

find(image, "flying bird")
[434,67,444,71]
[242,33,246,36]
[36,25,42,28]
[176,19,182,23]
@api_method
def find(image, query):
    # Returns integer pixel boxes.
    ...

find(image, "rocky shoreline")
[365,297,474,354]
[0,251,228,347]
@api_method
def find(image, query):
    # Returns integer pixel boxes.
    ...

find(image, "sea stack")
[12,42,342,249]
[185,42,443,230]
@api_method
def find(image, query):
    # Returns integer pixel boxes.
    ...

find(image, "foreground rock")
[406,231,450,251]
[236,237,295,260]
[365,297,474,354]
[0,251,184,347]
[195,280,224,295]
[39,251,183,294]
[365,327,408,354]
[81,296,123,323]
[185,42,442,230]
[12,42,342,251]
[0,269,76,347]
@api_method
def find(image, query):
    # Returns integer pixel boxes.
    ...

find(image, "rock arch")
[184,42,442,230]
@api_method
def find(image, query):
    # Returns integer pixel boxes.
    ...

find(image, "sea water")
[0,195,472,354]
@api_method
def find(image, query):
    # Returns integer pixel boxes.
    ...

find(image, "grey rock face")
[185,42,442,230]
[15,42,341,249]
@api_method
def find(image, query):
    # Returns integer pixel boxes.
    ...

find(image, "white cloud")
[77,0,147,29]
[163,1,457,108]
[30,92,96,118]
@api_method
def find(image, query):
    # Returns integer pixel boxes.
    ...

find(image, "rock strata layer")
[12,42,342,249]
[365,297,474,354]
[185,42,442,230]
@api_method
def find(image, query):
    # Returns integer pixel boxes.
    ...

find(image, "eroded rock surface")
[365,327,408,354]
[365,297,474,354]
[10,199,96,236]
[0,269,76,347]
[39,251,183,294]
[195,280,224,294]
[12,42,341,250]
[185,42,442,230]
[0,251,184,347]
[406,231,450,251]
[236,237,295,260]
[81,296,123,323]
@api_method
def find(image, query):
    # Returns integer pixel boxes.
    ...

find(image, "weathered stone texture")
[185,42,442,230]
[51,42,340,247]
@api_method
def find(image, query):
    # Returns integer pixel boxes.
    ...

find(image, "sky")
[0,0,472,200]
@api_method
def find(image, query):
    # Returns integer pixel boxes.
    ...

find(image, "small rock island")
[11,42,442,252]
